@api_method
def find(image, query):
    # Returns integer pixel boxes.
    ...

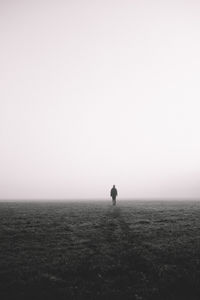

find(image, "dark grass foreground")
[1,200,200,300]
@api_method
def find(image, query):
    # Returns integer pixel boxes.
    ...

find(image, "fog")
[1,0,200,199]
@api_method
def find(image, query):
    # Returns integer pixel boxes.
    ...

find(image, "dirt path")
[71,206,146,299]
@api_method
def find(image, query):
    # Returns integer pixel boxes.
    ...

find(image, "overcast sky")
[1,0,200,199]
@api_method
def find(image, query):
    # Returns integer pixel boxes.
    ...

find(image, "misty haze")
[1,0,200,199]
[1,0,200,299]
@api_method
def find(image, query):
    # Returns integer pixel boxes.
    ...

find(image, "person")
[110,185,118,206]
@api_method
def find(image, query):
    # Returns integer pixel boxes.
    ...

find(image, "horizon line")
[0,197,200,202]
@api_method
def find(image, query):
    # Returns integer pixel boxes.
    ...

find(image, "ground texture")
[1,200,200,300]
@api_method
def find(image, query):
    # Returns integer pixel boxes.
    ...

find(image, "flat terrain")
[1,200,200,300]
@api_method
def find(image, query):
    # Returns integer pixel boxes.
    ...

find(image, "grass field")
[1,200,200,300]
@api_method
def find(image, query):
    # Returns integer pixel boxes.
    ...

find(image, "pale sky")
[1,0,200,199]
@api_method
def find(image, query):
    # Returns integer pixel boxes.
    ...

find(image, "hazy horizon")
[1,0,200,200]
[1,198,200,202]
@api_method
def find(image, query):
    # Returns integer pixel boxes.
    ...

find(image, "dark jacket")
[110,187,118,198]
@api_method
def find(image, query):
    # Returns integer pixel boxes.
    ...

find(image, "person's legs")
[112,196,116,206]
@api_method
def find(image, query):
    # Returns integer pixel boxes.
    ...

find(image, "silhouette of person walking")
[110,185,118,206]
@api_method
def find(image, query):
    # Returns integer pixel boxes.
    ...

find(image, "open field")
[1,200,200,300]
